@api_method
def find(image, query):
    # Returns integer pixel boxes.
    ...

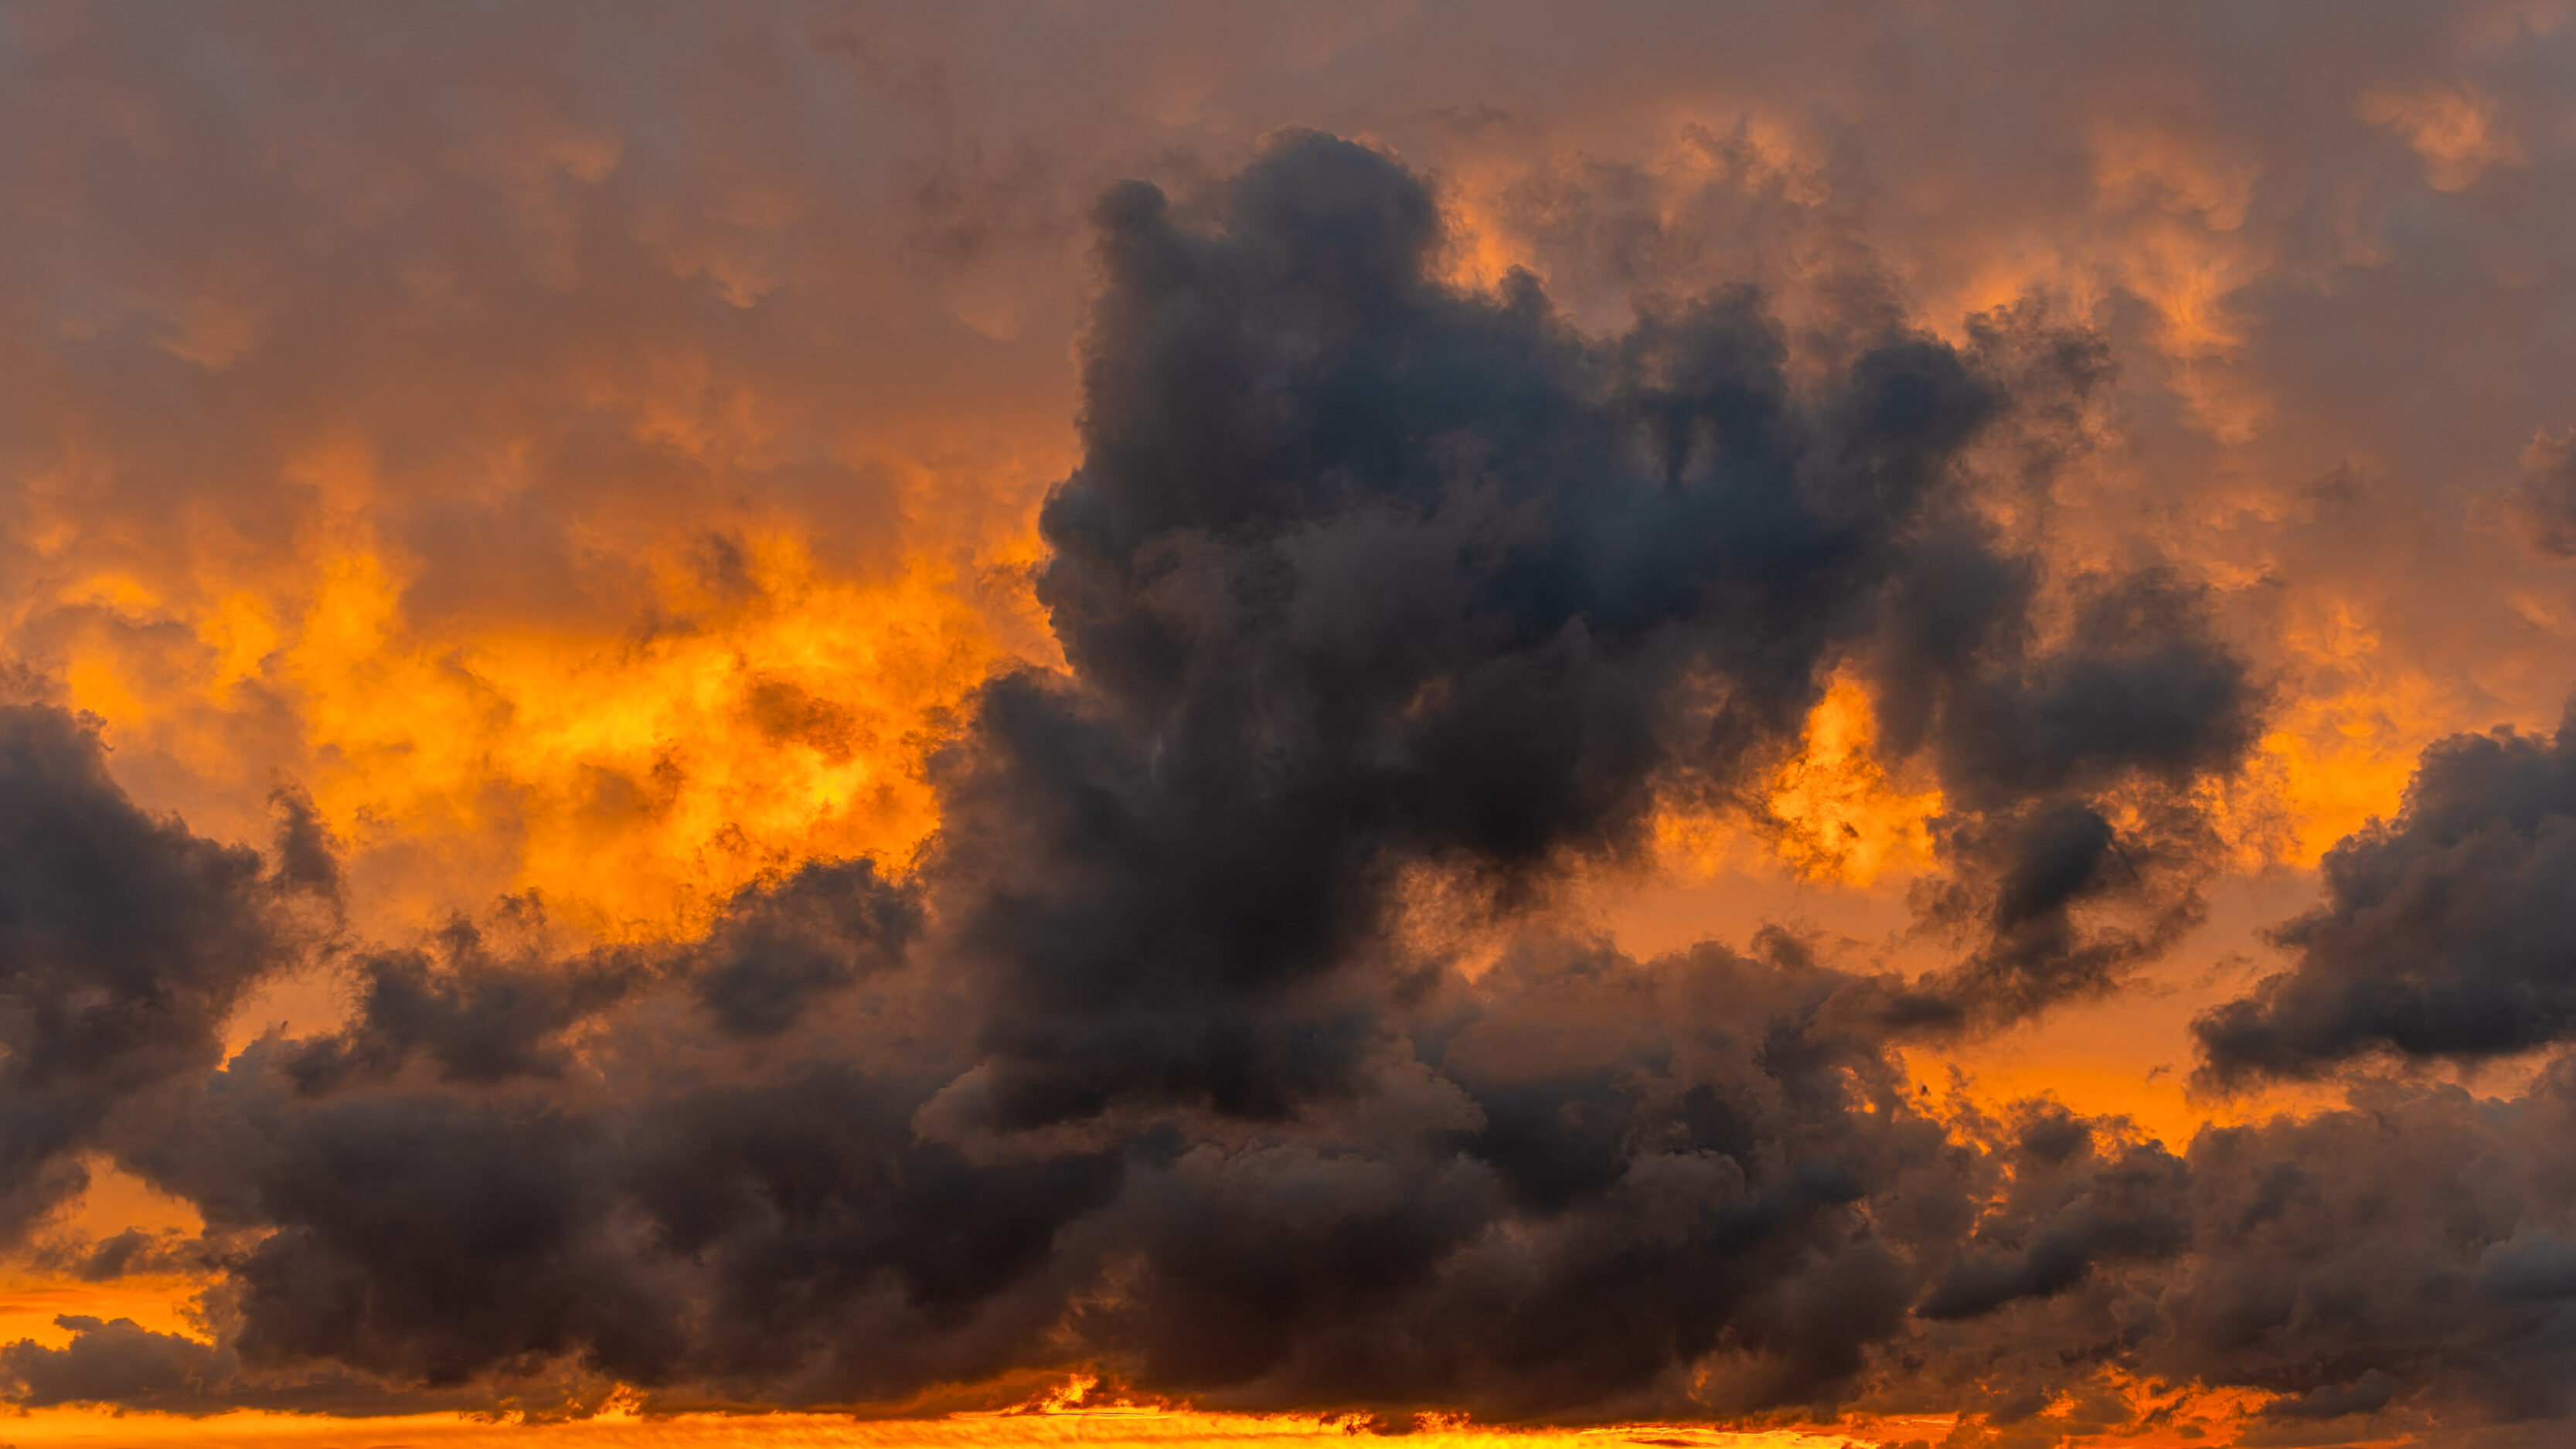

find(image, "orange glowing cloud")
[49,511,1030,940]
[1763,675,1943,886]
[1652,672,1941,889]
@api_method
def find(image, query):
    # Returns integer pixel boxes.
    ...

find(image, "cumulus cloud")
[1885,1064,2576,1444]
[70,922,1981,1420]
[0,701,310,1241]
[0,1314,430,1417]
[2197,702,2576,1083]
[936,134,2257,1133]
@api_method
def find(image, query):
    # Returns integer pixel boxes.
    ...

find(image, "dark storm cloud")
[282,927,642,1090]
[1897,566,2260,1027]
[1913,1102,2190,1322]
[2195,702,2576,1083]
[277,854,920,1095]
[1048,938,1958,1420]
[0,1316,230,1412]
[0,137,2393,1433]
[0,1313,431,1417]
[690,857,924,1038]
[935,132,2258,1130]
[1917,1063,2576,1443]
[54,901,2576,1437]
[44,920,1994,1421]
[11,0,2576,1440]
[0,702,303,1241]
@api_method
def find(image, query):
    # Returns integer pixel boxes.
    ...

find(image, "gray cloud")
[0,702,306,1241]
[1845,1064,2576,1445]
[935,135,2255,1133]
[2197,702,2576,1083]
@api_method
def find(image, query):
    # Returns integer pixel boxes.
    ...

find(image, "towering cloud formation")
[938,134,2258,1135]
[3,129,2573,1449]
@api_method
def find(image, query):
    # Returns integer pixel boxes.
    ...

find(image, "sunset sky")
[7,4,2576,1447]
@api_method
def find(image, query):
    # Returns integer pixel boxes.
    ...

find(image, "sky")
[5,2,2576,1446]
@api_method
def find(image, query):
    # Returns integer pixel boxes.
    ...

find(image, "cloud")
[938,134,2257,1131]
[0,701,306,1241]
[690,858,924,1038]
[0,1313,483,1417]
[1894,563,2261,1026]
[2197,701,2576,1083]
[1914,1102,2190,1321]
[2361,83,2523,192]
[2501,428,2576,559]
[82,917,1983,1420]
[1869,1062,2576,1442]
[2150,1067,2576,1431]
[55,891,2576,1436]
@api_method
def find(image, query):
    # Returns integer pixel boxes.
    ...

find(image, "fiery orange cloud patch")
[2208,597,2457,869]
[54,529,1019,940]
[1762,675,1943,886]
[1655,673,1940,889]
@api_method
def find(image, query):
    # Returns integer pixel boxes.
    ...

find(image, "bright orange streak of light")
[0,1383,2322,1449]
[0,1404,1943,1449]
